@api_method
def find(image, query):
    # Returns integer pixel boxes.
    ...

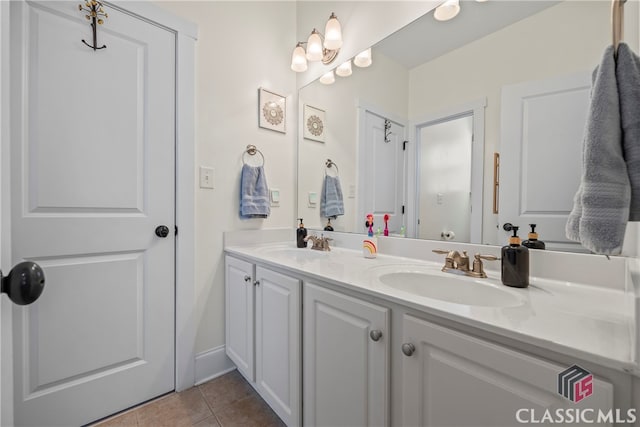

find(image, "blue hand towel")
[240,164,270,219]
[616,43,640,221]
[320,175,344,218]
[566,46,630,255]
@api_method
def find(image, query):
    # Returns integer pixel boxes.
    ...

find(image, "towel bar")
[243,144,265,166]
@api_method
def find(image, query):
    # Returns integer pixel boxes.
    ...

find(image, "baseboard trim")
[194,345,236,386]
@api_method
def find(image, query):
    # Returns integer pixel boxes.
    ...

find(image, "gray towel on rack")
[240,164,270,219]
[616,43,640,221]
[320,175,344,218]
[566,45,630,255]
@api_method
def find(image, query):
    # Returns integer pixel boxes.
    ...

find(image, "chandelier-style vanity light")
[291,13,343,72]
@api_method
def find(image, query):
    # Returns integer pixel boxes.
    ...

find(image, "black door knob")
[1,261,45,306]
[155,225,170,238]
[503,223,514,232]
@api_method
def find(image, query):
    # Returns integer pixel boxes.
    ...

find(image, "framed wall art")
[303,104,326,143]
[258,87,286,133]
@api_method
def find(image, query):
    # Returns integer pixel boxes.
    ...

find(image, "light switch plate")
[199,166,215,189]
[308,191,318,207]
[270,189,280,206]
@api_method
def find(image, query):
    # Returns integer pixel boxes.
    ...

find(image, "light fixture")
[323,12,343,50]
[336,60,352,77]
[319,70,335,85]
[434,0,460,21]
[290,12,342,72]
[290,42,308,72]
[353,48,372,68]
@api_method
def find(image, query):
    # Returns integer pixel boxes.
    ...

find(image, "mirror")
[298,1,628,249]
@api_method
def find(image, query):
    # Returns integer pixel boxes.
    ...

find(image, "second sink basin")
[376,267,524,308]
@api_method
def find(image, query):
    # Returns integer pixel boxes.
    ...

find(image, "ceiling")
[375,0,560,69]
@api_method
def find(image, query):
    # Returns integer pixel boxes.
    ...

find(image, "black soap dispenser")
[501,226,529,288]
[522,223,546,250]
[296,218,307,248]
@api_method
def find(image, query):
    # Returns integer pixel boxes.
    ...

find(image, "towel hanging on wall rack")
[240,145,270,218]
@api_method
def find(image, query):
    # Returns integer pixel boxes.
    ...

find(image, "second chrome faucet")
[432,249,498,278]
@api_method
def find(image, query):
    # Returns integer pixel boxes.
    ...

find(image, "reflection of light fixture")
[290,12,342,72]
[434,0,460,21]
[336,60,352,77]
[319,70,335,85]
[354,48,372,68]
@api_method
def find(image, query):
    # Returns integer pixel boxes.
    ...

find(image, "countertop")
[225,241,638,375]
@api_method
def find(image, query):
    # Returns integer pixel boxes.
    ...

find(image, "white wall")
[298,52,408,231]
[156,1,297,354]
[408,0,639,245]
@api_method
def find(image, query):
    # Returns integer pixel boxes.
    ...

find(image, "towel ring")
[243,144,265,166]
[325,159,339,177]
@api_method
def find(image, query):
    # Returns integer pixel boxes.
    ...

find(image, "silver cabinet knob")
[244,275,251,282]
[401,343,416,357]
[254,280,260,286]
[370,330,382,342]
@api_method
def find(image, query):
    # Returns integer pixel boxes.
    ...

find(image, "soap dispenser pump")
[522,224,546,250]
[501,226,529,288]
[297,218,307,248]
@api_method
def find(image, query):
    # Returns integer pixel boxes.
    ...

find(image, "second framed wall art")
[303,104,325,143]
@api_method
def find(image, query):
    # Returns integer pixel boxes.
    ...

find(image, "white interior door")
[360,111,405,235]
[500,72,591,251]
[10,1,176,425]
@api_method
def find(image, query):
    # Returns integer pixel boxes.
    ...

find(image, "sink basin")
[377,268,523,308]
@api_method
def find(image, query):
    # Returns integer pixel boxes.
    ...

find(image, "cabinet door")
[255,266,301,426]
[304,282,390,426]
[401,314,614,427]
[225,256,255,381]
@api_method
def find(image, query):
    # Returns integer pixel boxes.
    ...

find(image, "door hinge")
[403,140,408,151]
[402,205,405,214]
[175,225,178,236]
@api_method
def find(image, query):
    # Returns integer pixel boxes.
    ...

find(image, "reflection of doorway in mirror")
[359,110,406,235]
[417,115,473,242]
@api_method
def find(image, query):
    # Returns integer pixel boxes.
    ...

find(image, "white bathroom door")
[500,72,591,251]
[360,110,406,234]
[10,2,176,425]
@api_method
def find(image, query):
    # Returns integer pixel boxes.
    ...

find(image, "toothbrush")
[383,214,390,236]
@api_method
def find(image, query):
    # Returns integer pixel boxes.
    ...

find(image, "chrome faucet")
[304,234,332,251]
[432,249,498,278]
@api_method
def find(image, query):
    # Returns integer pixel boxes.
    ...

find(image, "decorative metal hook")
[384,119,392,143]
[79,0,108,51]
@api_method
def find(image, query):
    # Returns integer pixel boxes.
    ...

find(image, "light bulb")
[434,0,460,21]
[306,29,323,61]
[354,48,372,68]
[323,13,343,50]
[290,44,308,72]
[319,70,335,85]
[336,60,352,77]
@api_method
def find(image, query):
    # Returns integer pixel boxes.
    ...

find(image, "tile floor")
[92,370,285,427]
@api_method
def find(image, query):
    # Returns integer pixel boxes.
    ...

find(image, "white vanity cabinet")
[303,282,390,426]
[224,256,301,426]
[400,314,615,427]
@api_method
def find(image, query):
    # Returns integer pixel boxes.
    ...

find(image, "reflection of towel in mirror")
[617,43,640,221]
[566,45,630,255]
[321,175,344,218]
[240,164,270,219]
